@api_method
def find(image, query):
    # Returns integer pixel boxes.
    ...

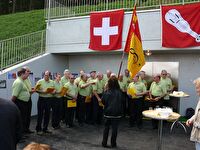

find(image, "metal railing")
[0,30,46,71]
[45,0,200,19]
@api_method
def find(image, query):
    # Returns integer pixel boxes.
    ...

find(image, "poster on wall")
[0,80,6,88]
[7,72,17,79]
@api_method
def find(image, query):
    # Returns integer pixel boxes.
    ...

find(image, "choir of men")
[11,67,175,136]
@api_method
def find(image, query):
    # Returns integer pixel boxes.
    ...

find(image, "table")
[142,110,180,150]
[169,93,189,133]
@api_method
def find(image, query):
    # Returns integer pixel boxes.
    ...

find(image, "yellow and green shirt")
[64,82,78,99]
[12,77,30,102]
[118,80,127,92]
[61,76,69,86]
[150,81,167,97]
[128,81,146,98]
[54,80,62,98]
[37,79,54,98]
[24,77,32,92]
[78,80,92,97]
[160,77,173,100]
[92,79,104,94]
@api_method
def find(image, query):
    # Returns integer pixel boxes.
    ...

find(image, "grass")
[0,9,46,41]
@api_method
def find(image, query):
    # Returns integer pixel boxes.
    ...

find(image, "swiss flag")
[89,9,124,51]
[162,3,200,48]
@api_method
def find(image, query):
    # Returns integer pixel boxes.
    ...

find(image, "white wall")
[0,53,68,115]
[46,9,200,53]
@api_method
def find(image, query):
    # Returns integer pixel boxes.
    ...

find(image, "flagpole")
[117,50,125,78]
[117,0,138,78]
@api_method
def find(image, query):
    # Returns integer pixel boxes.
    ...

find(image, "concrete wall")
[46,9,199,53]
[0,53,68,115]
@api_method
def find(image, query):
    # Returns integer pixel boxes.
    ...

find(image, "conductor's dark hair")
[107,76,120,90]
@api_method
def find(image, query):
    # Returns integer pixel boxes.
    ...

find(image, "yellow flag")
[124,6,145,78]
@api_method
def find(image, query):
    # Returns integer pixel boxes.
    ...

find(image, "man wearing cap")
[91,72,104,125]
[64,74,78,127]
[12,68,30,137]
[35,70,55,134]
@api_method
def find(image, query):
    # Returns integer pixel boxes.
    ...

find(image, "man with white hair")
[61,69,71,86]
[160,70,173,107]
[61,69,71,122]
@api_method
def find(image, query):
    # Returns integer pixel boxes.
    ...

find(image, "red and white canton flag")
[162,2,200,48]
[89,9,124,51]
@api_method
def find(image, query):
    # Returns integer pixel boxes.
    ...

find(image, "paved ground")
[17,118,194,150]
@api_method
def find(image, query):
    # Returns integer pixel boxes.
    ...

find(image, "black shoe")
[153,126,158,129]
[25,129,34,134]
[36,131,43,135]
[43,130,52,134]
[102,142,109,148]
[53,125,61,130]
[79,123,84,127]
[111,144,117,148]
[18,139,26,143]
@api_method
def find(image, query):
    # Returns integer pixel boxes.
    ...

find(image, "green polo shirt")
[139,78,147,87]
[64,82,78,99]
[54,80,62,98]
[12,77,30,102]
[24,77,32,92]
[128,81,146,98]
[103,75,109,86]
[37,79,54,98]
[92,79,104,94]
[160,77,173,100]
[118,80,127,92]
[150,81,167,97]
[123,76,131,87]
[61,76,69,86]
[78,80,92,97]
[74,77,81,85]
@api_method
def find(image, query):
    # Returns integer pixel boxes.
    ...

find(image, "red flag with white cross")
[89,9,124,51]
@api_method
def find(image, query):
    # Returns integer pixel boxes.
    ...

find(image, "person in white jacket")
[186,77,200,150]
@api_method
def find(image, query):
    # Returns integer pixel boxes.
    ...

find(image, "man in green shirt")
[35,70,55,134]
[127,75,146,128]
[12,68,30,136]
[91,72,104,125]
[61,69,71,122]
[139,70,147,87]
[103,69,112,88]
[149,74,167,129]
[64,74,78,127]
[118,74,127,117]
[77,73,94,126]
[160,70,173,107]
[52,73,63,129]
[23,66,35,134]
